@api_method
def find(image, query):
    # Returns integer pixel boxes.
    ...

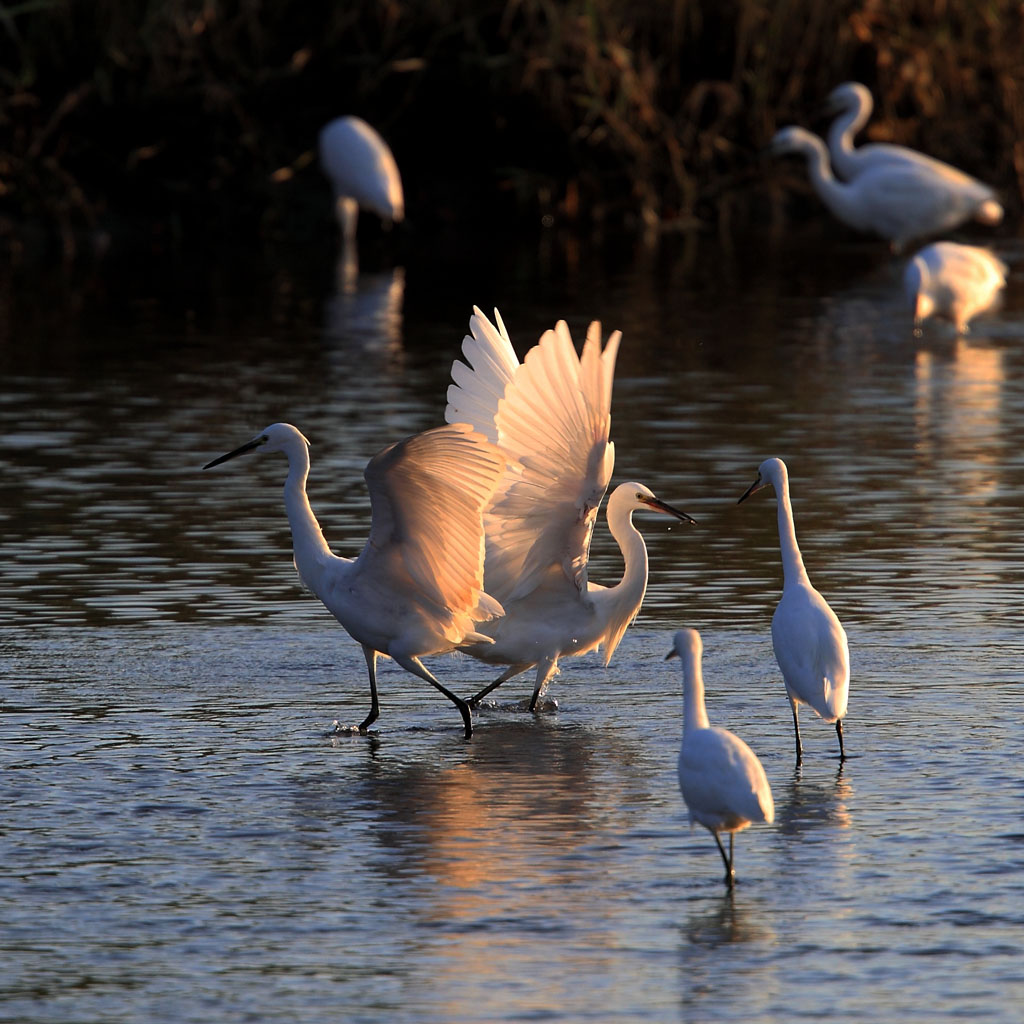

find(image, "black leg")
[359,647,380,732]
[468,664,530,707]
[713,831,736,888]
[836,719,847,761]
[400,654,475,739]
[791,698,803,765]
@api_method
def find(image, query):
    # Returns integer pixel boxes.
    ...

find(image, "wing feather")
[443,307,621,605]
[487,319,619,601]
[360,423,505,636]
[444,307,520,444]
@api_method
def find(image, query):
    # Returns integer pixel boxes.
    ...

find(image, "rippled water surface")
[3,229,1024,1022]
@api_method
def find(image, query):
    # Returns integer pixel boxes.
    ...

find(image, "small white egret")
[445,307,695,709]
[738,458,849,764]
[904,241,1007,335]
[772,125,1000,252]
[318,116,404,243]
[204,422,505,737]
[668,629,775,888]
[823,82,1004,227]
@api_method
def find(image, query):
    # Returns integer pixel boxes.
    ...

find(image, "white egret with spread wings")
[445,307,695,710]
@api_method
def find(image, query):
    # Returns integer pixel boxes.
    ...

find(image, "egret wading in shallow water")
[771,125,1000,252]
[204,422,504,738]
[738,458,849,764]
[444,307,695,710]
[669,629,775,888]
[823,82,1004,228]
[903,241,1007,335]
[318,116,404,244]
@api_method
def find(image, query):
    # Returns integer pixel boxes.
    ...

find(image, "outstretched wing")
[486,319,620,603]
[445,307,521,444]
[360,423,505,642]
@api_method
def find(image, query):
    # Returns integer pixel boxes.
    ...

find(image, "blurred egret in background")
[738,457,849,764]
[903,241,1007,335]
[204,422,504,737]
[445,307,695,710]
[823,82,1004,229]
[669,628,775,888]
[772,125,1000,252]
[318,115,404,242]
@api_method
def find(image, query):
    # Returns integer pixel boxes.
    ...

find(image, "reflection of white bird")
[318,116,404,243]
[824,82,1004,228]
[738,457,849,764]
[669,628,775,888]
[444,307,695,709]
[772,125,1000,252]
[904,241,1007,334]
[204,422,504,737]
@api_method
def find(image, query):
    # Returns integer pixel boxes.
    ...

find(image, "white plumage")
[772,124,1001,252]
[318,116,404,241]
[445,307,695,709]
[823,82,1003,229]
[204,421,504,737]
[670,628,774,888]
[904,241,1007,334]
[738,457,849,763]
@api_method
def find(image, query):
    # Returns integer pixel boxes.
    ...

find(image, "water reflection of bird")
[903,241,1007,335]
[444,307,695,709]
[774,765,853,836]
[203,421,505,737]
[325,265,405,358]
[669,629,774,888]
[319,116,404,243]
[739,458,849,764]
[771,125,1000,252]
[682,891,775,947]
[823,82,1004,227]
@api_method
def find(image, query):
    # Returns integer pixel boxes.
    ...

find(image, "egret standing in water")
[444,307,695,709]
[823,81,1004,228]
[738,458,849,764]
[204,422,504,737]
[318,116,404,243]
[669,629,775,888]
[771,125,1000,252]
[904,241,1007,335]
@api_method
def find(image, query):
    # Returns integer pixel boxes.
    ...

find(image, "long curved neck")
[774,477,808,587]
[607,504,649,610]
[828,97,869,167]
[281,443,333,588]
[800,138,859,220]
[682,648,710,733]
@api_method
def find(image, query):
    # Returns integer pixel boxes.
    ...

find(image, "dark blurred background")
[2,0,1022,263]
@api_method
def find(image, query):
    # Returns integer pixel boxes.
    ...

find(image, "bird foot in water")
[529,696,559,714]
[327,719,377,737]
[473,696,558,713]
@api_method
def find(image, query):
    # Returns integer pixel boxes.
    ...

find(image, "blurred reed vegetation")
[2,0,1023,254]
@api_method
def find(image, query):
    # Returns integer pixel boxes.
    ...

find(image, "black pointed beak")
[737,477,763,504]
[639,495,696,525]
[665,648,679,661]
[203,435,266,470]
